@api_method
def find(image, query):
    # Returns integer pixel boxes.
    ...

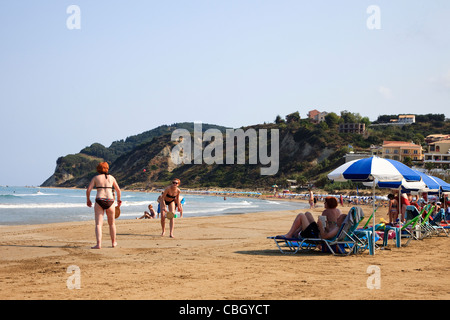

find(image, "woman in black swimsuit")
[159,178,183,237]
[86,162,122,249]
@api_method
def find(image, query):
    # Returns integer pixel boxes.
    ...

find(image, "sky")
[1,0,449,186]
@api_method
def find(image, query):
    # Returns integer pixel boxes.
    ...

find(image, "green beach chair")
[428,209,449,237]
[400,205,432,246]
[418,205,435,238]
[383,205,426,247]
[420,206,448,237]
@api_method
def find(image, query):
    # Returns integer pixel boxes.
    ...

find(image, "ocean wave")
[0,203,86,209]
[122,194,138,198]
[0,200,161,210]
[0,194,17,199]
[184,207,229,214]
[0,192,55,198]
[122,200,156,207]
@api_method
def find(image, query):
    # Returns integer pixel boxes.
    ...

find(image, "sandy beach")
[0,200,449,301]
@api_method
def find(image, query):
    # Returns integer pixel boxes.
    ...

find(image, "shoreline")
[1,186,311,226]
[1,201,449,300]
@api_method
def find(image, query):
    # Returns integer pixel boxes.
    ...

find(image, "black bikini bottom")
[164,199,179,209]
[96,198,115,210]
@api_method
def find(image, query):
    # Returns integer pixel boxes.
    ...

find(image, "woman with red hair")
[281,196,342,240]
[86,162,122,249]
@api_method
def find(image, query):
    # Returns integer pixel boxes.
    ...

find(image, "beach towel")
[349,206,364,226]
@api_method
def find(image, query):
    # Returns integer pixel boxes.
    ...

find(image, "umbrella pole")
[372,182,376,255]
[398,186,402,222]
[398,186,402,248]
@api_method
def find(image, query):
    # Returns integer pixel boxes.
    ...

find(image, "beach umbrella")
[411,171,441,193]
[428,175,450,193]
[365,178,427,191]
[328,156,421,183]
[327,156,422,255]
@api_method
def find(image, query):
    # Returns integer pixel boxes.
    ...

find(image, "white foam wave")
[4,192,55,197]
[0,200,160,210]
[122,200,157,207]
[0,203,86,209]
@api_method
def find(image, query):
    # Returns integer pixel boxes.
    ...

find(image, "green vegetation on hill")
[41,114,450,190]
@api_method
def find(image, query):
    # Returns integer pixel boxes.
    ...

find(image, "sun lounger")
[417,205,437,238]
[268,206,367,255]
[384,205,444,247]
[423,207,448,237]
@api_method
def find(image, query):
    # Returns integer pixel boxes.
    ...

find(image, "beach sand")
[0,201,449,300]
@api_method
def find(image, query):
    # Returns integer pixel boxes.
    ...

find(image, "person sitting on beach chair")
[280,197,342,240]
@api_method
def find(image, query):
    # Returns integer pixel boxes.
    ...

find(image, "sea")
[0,186,307,225]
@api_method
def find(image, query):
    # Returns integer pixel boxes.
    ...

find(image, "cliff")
[41,117,450,190]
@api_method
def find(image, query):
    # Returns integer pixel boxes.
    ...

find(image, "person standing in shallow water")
[159,178,183,238]
[86,162,122,249]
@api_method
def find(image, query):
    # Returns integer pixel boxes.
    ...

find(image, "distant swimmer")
[86,162,122,249]
[159,178,183,238]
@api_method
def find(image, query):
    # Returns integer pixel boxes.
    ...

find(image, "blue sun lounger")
[268,206,367,255]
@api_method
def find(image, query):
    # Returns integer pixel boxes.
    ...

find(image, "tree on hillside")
[275,115,285,124]
[340,110,371,127]
[324,112,340,128]
[286,111,301,123]
[376,114,397,123]
[415,114,445,122]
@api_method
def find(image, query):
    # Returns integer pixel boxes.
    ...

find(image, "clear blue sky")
[1,0,449,186]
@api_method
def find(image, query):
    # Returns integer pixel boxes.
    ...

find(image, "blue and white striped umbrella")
[413,170,441,192]
[327,156,422,255]
[328,156,422,185]
[428,175,450,193]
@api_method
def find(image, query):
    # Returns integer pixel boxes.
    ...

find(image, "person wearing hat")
[86,162,122,249]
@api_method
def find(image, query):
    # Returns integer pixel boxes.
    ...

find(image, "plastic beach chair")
[268,207,366,255]
[362,207,378,229]
[422,207,448,237]
[418,205,437,238]
[383,205,422,247]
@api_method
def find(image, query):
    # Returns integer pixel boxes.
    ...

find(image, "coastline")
[0,201,449,300]
[0,186,309,226]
